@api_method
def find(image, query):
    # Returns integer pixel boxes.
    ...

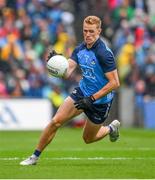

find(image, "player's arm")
[92,44,120,101]
[74,69,120,111]
[93,69,120,100]
[74,45,120,111]
[63,58,77,79]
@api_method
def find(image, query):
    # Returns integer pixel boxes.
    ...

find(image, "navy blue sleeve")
[70,47,79,63]
[96,44,116,73]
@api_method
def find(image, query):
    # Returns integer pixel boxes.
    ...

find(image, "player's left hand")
[47,50,62,61]
[74,96,95,111]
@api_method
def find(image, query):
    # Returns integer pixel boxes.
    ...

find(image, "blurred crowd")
[0,0,79,112]
[104,0,155,101]
[0,0,155,116]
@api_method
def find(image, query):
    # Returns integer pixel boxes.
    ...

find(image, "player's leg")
[20,96,82,165]
[83,119,120,144]
[82,119,110,144]
[82,101,120,144]
[35,96,82,152]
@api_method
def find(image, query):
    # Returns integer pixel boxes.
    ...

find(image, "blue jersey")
[70,38,116,104]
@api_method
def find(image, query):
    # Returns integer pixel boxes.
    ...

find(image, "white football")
[46,55,69,77]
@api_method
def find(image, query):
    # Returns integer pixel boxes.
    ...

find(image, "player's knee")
[51,119,62,129]
[83,135,93,144]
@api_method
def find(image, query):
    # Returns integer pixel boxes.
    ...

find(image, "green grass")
[0,128,155,179]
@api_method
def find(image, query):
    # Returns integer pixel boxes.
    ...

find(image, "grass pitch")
[0,127,155,179]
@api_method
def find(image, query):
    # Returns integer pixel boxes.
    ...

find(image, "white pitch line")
[1,157,155,161]
[45,147,155,151]
[1,147,155,152]
[44,157,155,160]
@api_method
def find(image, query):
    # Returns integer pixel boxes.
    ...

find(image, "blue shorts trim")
[70,87,113,124]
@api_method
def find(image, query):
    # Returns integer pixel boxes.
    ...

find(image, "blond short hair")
[84,16,101,29]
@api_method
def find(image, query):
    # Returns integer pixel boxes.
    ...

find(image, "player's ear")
[98,28,102,34]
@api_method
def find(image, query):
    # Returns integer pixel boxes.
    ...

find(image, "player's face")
[83,22,101,48]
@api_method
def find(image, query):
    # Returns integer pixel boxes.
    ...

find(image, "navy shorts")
[70,87,113,124]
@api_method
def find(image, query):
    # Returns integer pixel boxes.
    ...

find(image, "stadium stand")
[0,0,155,127]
